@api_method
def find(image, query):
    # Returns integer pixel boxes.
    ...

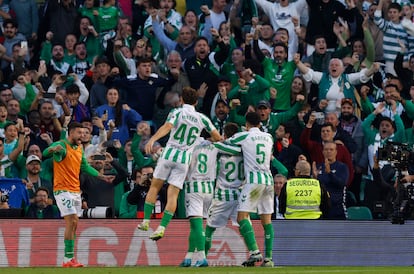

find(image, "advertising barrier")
[0,219,264,267]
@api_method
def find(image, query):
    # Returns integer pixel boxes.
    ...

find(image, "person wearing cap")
[228,93,305,140]
[24,154,53,204]
[279,160,330,219]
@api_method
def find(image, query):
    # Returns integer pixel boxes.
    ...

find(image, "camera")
[0,194,8,203]
[378,141,414,224]
[102,140,115,148]
[82,206,112,218]
[377,141,414,169]
[92,154,106,161]
[142,173,153,187]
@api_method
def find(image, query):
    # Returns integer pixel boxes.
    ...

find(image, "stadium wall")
[0,219,413,267]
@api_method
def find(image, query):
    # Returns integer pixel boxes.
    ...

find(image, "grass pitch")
[0,266,413,274]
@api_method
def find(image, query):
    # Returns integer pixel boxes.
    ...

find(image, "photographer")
[361,103,405,216]
[120,166,166,218]
[0,191,10,209]
[80,152,128,217]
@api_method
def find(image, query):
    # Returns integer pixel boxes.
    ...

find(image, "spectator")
[6,98,22,123]
[279,160,330,219]
[273,174,287,220]
[252,32,296,112]
[45,44,74,76]
[338,98,366,201]
[23,154,53,204]
[0,125,25,178]
[1,19,28,70]
[254,0,308,61]
[0,85,13,104]
[227,68,271,115]
[89,56,115,112]
[96,0,121,34]
[324,111,358,154]
[66,84,90,123]
[184,36,229,116]
[114,57,174,121]
[152,18,196,62]
[365,1,384,62]
[229,95,305,140]
[39,0,78,46]
[144,0,182,63]
[300,114,354,187]
[81,152,128,217]
[96,87,142,145]
[38,100,62,142]
[306,0,362,53]
[2,43,28,85]
[72,42,92,82]
[313,141,349,220]
[374,0,408,76]
[24,187,60,219]
[294,53,379,113]
[362,104,405,211]
[273,123,303,178]
[78,16,101,64]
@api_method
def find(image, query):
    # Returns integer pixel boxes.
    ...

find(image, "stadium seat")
[347,206,373,220]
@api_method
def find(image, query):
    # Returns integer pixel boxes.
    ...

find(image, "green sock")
[263,223,274,259]
[238,219,258,251]
[64,239,74,259]
[205,225,216,255]
[160,210,174,228]
[143,202,155,219]
[188,225,196,252]
[190,218,205,251]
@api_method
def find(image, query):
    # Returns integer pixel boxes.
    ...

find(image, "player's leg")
[237,184,264,266]
[149,184,180,240]
[137,178,165,230]
[56,191,83,267]
[260,213,274,267]
[204,225,216,256]
[258,185,275,267]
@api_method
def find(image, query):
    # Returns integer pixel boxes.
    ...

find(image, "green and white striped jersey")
[227,127,274,185]
[214,153,244,202]
[161,104,217,165]
[184,139,218,194]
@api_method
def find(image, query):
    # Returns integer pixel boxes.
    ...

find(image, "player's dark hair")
[245,112,261,127]
[223,122,239,138]
[68,121,83,133]
[182,86,198,105]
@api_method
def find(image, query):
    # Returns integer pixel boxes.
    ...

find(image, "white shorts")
[153,157,189,189]
[207,199,239,228]
[238,184,274,215]
[54,191,82,217]
[185,192,213,218]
